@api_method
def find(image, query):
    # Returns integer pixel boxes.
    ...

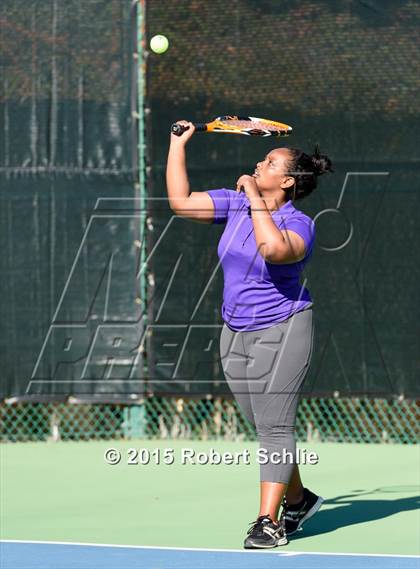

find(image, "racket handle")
[171,122,208,136]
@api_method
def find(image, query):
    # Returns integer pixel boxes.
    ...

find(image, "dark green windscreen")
[145,0,419,397]
[0,0,144,398]
[1,0,418,399]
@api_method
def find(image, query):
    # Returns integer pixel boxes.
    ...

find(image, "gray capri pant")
[219,307,315,484]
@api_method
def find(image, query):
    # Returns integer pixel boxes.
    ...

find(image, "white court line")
[0,540,418,559]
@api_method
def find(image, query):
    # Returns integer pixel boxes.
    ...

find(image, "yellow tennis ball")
[150,35,169,54]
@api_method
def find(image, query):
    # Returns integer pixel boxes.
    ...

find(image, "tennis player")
[166,120,333,549]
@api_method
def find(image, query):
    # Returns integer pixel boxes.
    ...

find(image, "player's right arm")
[166,120,215,224]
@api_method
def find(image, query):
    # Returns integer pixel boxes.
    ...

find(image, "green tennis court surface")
[1,440,418,560]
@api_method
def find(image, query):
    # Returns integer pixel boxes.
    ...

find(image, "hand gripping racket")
[171,115,292,137]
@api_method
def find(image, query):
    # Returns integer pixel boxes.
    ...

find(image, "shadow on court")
[290,489,420,540]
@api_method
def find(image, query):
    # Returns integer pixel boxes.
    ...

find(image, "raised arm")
[166,120,215,224]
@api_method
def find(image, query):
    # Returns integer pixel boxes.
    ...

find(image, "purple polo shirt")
[206,188,315,332]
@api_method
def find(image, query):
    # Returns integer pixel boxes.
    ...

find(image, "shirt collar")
[243,193,294,216]
[271,199,295,217]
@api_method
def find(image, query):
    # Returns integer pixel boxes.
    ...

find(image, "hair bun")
[311,144,334,176]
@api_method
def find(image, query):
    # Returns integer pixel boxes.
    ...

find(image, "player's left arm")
[236,174,307,264]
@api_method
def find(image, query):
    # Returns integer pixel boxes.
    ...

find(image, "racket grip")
[170,122,208,136]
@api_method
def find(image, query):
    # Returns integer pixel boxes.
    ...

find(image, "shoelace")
[247,515,283,538]
[246,516,272,536]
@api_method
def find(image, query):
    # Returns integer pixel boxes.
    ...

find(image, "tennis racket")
[171,115,292,137]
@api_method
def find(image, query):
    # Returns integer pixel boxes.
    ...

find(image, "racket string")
[220,119,286,131]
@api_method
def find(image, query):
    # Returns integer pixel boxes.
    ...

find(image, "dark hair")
[286,144,334,201]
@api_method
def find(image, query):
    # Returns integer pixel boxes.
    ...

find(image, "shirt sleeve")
[284,215,316,255]
[206,189,232,224]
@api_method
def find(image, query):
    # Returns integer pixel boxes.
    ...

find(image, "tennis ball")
[150,35,169,54]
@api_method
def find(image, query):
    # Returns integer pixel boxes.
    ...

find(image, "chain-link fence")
[1,397,418,444]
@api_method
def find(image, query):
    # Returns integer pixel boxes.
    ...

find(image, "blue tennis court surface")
[1,542,418,569]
